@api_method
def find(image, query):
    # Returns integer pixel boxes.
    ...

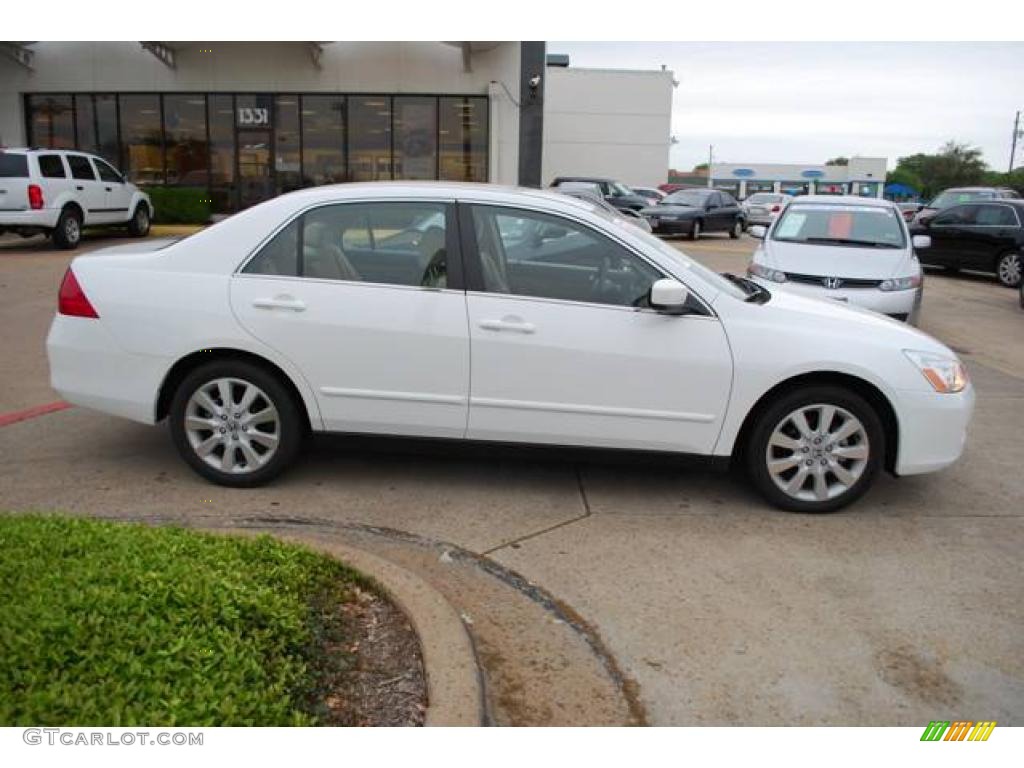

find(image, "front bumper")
[749,277,922,323]
[47,314,170,425]
[892,384,975,475]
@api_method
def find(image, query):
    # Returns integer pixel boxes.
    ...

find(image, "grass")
[0,514,368,726]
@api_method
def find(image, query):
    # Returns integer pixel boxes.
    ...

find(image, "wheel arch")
[729,371,899,474]
[156,347,315,431]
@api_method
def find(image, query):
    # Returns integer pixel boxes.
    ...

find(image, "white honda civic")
[46,183,974,512]
[746,196,927,324]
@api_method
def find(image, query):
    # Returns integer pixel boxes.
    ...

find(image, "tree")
[891,141,989,200]
[692,162,709,172]
[825,157,849,166]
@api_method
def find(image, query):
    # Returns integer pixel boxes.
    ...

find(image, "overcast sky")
[549,42,1024,173]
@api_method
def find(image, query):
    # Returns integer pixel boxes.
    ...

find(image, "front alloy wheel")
[170,361,302,486]
[746,387,883,512]
[690,220,702,240]
[996,252,1022,288]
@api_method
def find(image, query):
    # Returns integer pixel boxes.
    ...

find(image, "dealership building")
[0,42,673,213]
[710,157,888,199]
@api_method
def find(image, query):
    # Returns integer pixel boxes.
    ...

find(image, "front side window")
[93,158,122,183]
[243,202,450,289]
[771,204,906,248]
[66,155,96,181]
[37,155,67,178]
[931,205,976,227]
[470,205,664,308]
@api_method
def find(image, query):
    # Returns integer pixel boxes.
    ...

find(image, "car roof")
[787,195,896,208]
[553,176,616,183]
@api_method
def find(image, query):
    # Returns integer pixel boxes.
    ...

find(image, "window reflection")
[439,97,487,182]
[95,95,120,167]
[301,95,345,185]
[393,97,437,180]
[275,96,301,194]
[208,95,235,213]
[74,95,97,155]
[28,95,74,149]
[349,96,392,181]
[163,94,209,188]
[119,94,163,185]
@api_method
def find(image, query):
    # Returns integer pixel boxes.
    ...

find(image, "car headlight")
[903,350,968,393]
[748,261,787,283]
[879,274,922,291]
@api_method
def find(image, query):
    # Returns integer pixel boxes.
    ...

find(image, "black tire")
[127,204,151,238]
[729,219,743,239]
[169,360,304,487]
[995,251,1022,288]
[52,206,82,250]
[689,219,702,240]
[1019,280,1024,309]
[744,385,885,513]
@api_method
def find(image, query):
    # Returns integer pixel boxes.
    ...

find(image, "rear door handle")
[478,317,535,334]
[252,297,306,312]
[75,185,84,191]
[104,186,112,192]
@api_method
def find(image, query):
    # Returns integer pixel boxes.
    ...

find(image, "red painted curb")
[0,401,72,428]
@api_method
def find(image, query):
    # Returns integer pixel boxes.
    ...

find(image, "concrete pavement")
[1,231,1022,724]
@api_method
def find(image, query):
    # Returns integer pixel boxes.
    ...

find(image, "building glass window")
[94,95,120,167]
[349,96,392,181]
[119,94,163,186]
[439,97,487,182]
[208,94,236,213]
[28,95,75,149]
[301,95,345,185]
[393,96,437,180]
[275,95,302,194]
[163,94,209,188]
[74,95,97,155]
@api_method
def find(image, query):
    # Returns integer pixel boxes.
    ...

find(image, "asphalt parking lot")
[1,229,1022,725]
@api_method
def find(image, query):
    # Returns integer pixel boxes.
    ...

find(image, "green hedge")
[146,187,212,225]
[0,514,367,725]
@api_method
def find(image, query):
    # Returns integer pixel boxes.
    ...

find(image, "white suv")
[0,148,153,249]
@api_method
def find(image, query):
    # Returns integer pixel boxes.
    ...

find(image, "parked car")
[742,193,790,228]
[631,186,667,205]
[640,187,745,239]
[911,199,1024,287]
[912,187,1020,227]
[46,182,974,513]
[0,148,152,249]
[556,185,653,233]
[747,196,925,324]
[550,176,650,212]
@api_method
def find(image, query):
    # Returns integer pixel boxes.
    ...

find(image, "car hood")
[640,204,700,217]
[758,239,912,279]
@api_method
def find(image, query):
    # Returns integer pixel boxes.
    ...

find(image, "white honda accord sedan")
[46,183,974,512]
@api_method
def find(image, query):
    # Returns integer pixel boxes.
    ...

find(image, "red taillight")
[58,268,99,318]
[770,204,781,213]
[28,183,44,210]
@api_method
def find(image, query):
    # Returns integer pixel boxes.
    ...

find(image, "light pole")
[1010,110,1022,174]
[707,144,714,188]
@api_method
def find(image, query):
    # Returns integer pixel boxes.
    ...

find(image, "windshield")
[929,190,997,208]
[609,181,634,197]
[662,189,711,207]
[770,204,905,249]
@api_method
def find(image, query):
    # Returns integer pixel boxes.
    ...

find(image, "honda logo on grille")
[823,277,843,290]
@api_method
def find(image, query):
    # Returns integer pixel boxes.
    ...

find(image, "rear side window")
[974,205,1019,227]
[0,153,29,178]
[38,155,67,178]
[66,155,96,181]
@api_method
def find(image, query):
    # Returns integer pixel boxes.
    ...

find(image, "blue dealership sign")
[732,168,756,177]
[801,169,825,178]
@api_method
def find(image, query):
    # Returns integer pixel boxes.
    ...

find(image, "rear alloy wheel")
[169,361,303,487]
[128,204,151,238]
[689,219,702,240]
[53,207,82,250]
[730,219,743,239]
[996,252,1022,288]
[746,386,884,513]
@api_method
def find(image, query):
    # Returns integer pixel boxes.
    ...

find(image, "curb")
[277,535,485,727]
[0,401,70,428]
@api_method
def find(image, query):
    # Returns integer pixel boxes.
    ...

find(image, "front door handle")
[75,185,84,191]
[479,317,535,334]
[104,186,112,192]
[252,296,306,312]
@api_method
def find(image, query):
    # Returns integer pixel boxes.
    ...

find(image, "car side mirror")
[912,234,932,249]
[917,216,932,228]
[748,225,767,239]
[649,278,690,315]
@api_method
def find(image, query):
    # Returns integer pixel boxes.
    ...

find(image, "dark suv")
[549,176,650,212]
[911,199,1024,287]
[912,187,1020,227]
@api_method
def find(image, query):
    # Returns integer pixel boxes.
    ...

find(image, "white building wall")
[542,67,673,188]
[0,41,522,184]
